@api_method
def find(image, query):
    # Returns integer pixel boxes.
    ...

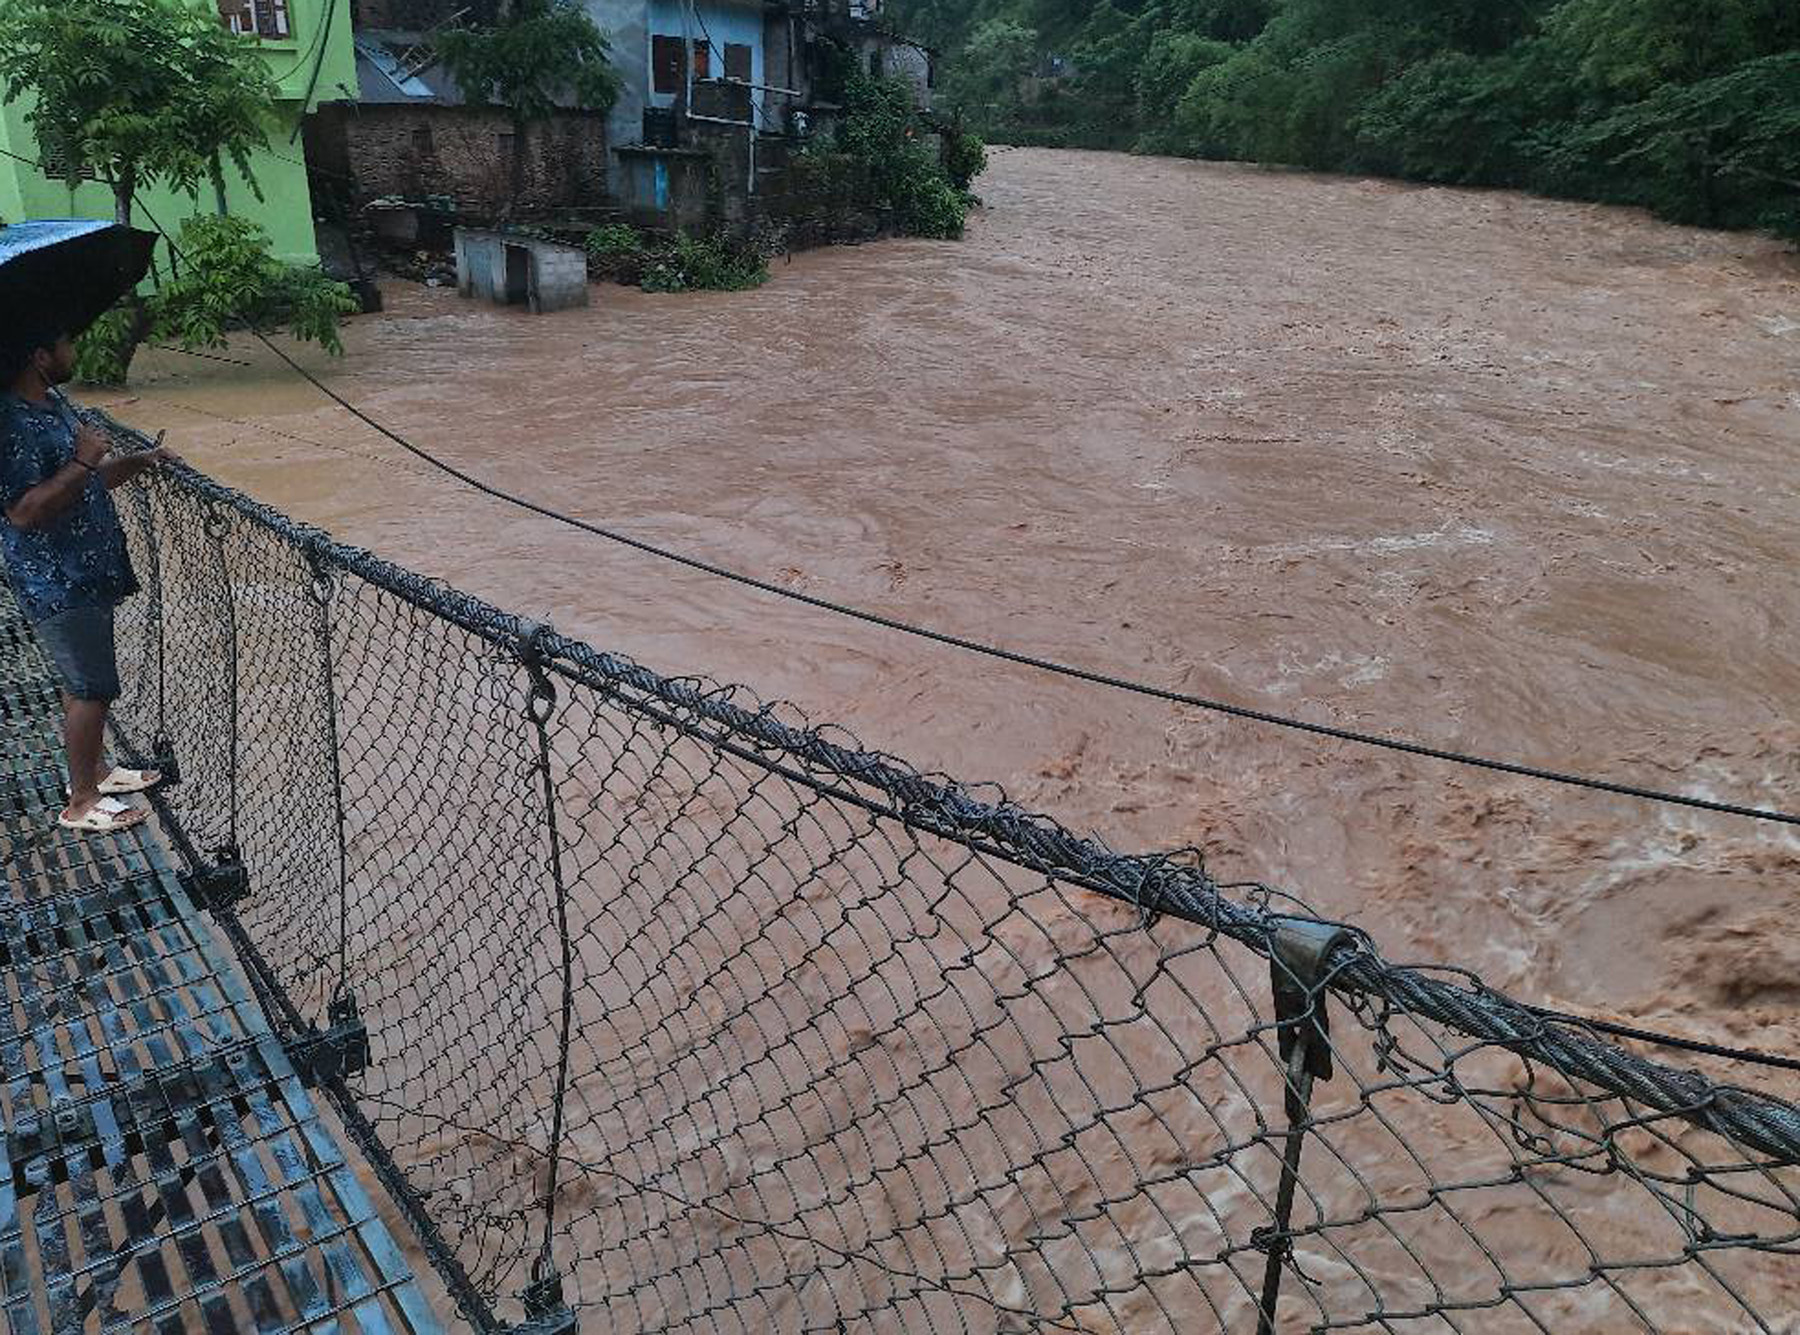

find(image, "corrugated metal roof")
[353,31,464,105]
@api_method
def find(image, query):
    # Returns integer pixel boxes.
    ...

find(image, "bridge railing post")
[1254,917,1351,1334]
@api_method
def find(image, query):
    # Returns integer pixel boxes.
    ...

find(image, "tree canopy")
[0,0,277,225]
[435,0,620,126]
[892,0,1800,238]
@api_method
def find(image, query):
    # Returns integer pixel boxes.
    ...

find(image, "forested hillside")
[894,0,1800,237]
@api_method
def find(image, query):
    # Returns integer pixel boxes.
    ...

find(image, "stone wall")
[308,105,610,214]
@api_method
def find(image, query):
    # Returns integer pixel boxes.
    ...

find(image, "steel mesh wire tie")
[123,482,178,781]
[202,498,242,865]
[1253,917,1354,1334]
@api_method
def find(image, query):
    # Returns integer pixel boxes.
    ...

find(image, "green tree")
[1352,46,1560,184]
[0,0,350,384]
[78,216,358,386]
[940,18,1041,131]
[1136,31,1232,133]
[1549,52,1800,234]
[913,0,1800,245]
[0,0,277,226]
[1541,0,1797,97]
[435,0,621,210]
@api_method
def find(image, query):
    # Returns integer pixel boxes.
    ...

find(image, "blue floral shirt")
[0,390,138,624]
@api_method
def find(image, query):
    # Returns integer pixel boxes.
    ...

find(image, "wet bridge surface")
[0,586,439,1334]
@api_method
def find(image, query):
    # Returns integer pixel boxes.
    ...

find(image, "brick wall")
[313,105,610,214]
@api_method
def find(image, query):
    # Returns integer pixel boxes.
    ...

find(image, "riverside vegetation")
[899,0,1800,239]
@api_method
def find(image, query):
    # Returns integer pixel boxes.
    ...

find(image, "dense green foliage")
[435,0,619,122]
[897,0,1800,237]
[77,217,356,385]
[799,70,979,240]
[0,0,276,224]
[586,225,768,292]
[0,2,352,384]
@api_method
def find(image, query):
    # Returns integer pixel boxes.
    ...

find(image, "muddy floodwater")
[98,146,1800,1320]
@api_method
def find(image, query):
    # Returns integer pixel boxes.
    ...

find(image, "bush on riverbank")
[796,70,983,240]
[900,0,1800,241]
[585,225,768,292]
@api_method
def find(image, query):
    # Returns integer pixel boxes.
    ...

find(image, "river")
[94,145,1800,1325]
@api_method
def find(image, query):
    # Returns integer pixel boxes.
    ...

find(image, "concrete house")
[0,0,357,264]
[592,0,933,233]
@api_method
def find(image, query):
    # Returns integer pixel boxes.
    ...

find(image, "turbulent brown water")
[94,146,1800,1321]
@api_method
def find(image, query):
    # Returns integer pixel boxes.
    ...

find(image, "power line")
[237,329,1800,831]
[88,175,1800,833]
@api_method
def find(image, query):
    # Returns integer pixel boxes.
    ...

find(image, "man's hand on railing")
[98,431,183,490]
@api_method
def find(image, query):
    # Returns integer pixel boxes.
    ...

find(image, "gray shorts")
[35,603,121,702]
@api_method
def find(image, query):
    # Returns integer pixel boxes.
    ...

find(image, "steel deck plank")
[0,584,440,1335]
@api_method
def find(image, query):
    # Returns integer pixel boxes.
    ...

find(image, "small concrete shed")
[453,228,590,313]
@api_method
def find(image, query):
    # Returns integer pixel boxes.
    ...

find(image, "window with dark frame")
[692,40,711,81]
[868,48,882,77]
[217,0,290,39]
[652,34,686,94]
[413,125,434,156]
[39,146,96,183]
[724,42,752,83]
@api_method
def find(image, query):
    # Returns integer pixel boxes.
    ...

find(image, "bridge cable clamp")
[504,1265,577,1335]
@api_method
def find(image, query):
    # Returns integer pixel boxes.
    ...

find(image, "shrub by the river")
[586,225,768,292]
[640,232,769,293]
[943,129,989,192]
[801,69,984,240]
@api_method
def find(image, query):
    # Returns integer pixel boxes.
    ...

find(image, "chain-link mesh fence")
[94,414,1800,1334]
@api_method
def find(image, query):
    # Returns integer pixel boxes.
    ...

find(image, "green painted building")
[0,0,356,264]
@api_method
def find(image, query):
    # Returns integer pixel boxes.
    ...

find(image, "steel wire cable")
[6,164,1790,1068]
[93,177,1800,832]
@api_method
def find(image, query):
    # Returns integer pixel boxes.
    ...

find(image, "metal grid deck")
[0,593,442,1335]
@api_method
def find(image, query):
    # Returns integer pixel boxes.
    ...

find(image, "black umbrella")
[0,219,158,345]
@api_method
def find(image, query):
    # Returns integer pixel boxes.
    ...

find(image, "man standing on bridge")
[0,327,176,833]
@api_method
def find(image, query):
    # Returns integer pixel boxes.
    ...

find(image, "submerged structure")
[454,228,592,312]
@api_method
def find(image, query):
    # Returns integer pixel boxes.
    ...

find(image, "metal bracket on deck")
[8,1043,281,1196]
[505,1270,578,1335]
[285,994,371,1088]
[147,737,181,787]
[7,1104,96,1194]
[181,846,250,913]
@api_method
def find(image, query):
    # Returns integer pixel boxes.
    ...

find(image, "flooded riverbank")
[97,146,1800,1072]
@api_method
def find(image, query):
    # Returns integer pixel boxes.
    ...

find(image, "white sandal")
[97,766,162,795]
[58,796,147,834]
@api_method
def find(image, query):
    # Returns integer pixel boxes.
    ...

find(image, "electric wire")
[84,186,1800,1074]
[83,177,1800,835]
